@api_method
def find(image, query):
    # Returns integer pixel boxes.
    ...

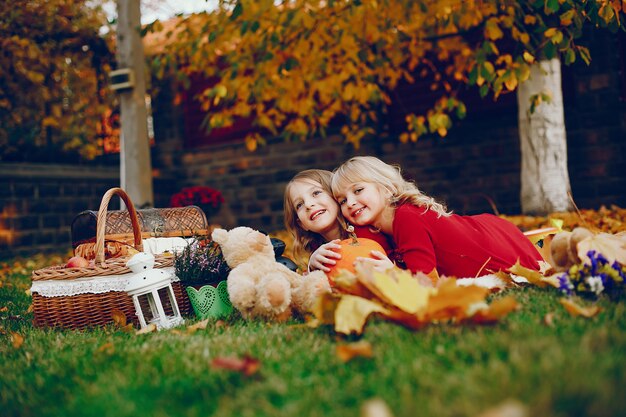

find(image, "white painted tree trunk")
[116,0,154,208]
[517,58,573,215]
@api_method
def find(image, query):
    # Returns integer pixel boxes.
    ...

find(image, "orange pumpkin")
[325,237,386,282]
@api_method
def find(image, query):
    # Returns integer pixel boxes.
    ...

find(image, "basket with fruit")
[30,188,191,329]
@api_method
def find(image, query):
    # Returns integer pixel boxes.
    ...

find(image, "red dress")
[387,205,542,277]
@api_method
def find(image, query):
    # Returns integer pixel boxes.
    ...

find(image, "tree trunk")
[517,58,573,215]
[116,0,154,208]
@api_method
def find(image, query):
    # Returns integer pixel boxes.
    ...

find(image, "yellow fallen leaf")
[111,309,127,327]
[336,340,374,363]
[312,292,341,326]
[424,279,489,321]
[335,295,389,335]
[477,399,529,417]
[333,270,377,298]
[543,312,556,327]
[560,298,601,318]
[0,306,8,313]
[187,319,210,333]
[508,261,558,288]
[136,323,158,334]
[96,342,115,354]
[369,268,433,314]
[466,296,519,324]
[577,233,626,265]
[10,332,24,349]
[524,226,560,245]
[120,323,135,333]
[361,397,394,417]
[355,265,434,314]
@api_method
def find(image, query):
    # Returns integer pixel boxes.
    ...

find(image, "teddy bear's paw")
[293,271,330,313]
[227,277,258,311]
[257,274,291,312]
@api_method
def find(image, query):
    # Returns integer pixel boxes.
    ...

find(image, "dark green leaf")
[230,1,243,21]
[479,84,489,98]
[545,0,560,14]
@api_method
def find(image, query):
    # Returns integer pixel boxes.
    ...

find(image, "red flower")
[170,187,225,217]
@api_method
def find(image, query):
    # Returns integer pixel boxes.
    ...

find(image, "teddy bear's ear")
[211,228,228,245]
[246,230,269,251]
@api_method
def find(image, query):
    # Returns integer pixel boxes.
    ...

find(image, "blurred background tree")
[151,0,625,215]
[0,0,114,162]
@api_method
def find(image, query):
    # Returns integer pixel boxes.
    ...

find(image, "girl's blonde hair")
[283,169,350,266]
[331,156,450,217]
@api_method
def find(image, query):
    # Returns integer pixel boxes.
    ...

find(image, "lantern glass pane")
[158,287,175,316]
[137,293,156,322]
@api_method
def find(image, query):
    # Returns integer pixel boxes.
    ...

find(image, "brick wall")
[0,163,178,258]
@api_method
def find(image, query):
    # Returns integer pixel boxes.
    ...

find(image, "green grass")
[2,263,625,417]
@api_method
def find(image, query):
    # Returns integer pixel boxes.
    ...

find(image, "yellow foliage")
[312,263,518,335]
[149,0,626,151]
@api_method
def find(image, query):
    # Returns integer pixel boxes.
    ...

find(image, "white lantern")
[125,252,184,330]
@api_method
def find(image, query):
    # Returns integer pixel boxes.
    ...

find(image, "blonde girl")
[331,156,543,277]
[284,169,391,272]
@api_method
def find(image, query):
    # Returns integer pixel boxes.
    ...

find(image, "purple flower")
[558,273,574,296]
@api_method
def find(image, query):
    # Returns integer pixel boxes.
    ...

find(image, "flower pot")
[185,281,233,319]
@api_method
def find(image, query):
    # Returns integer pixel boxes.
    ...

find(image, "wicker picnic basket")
[71,205,208,259]
[31,188,191,329]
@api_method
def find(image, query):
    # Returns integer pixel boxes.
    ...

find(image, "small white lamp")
[125,252,184,330]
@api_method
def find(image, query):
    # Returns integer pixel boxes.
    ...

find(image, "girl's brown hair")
[284,169,349,266]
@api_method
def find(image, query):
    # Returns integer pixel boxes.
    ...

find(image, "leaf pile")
[502,205,626,234]
[312,265,518,335]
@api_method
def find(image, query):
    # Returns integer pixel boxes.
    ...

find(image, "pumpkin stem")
[346,225,359,245]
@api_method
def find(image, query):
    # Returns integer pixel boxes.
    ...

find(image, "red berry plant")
[170,186,225,218]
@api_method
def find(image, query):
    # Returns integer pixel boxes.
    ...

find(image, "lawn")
[1,255,625,417]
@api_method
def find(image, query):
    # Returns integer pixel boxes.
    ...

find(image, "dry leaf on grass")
[0,306,8,313]
[335,295,389,335]
[96,342,115,354]
[336,340,374,362]
[476,399,528,417]
[360,397,394,417]
[111,309,127,327]
[368,269,432,314]
[560,298,601,318]
[508,261,559,288]
[465,296,519,324]
[186,319,209,333]
[136,323,158,334]
[543,312,556,327]
[315,264,519,335]
[577,233,626,265]
[423,279,489,321]
[10,332,24,349]
[211,355,260,376]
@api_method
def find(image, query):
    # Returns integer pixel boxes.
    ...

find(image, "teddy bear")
[211,226,331,321]
[550,227,626,272]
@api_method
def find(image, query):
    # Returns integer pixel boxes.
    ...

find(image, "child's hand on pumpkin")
[308,240,342,272]
[355,251,395,272]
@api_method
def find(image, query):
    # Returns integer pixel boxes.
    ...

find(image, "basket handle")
[94,188,144,264]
